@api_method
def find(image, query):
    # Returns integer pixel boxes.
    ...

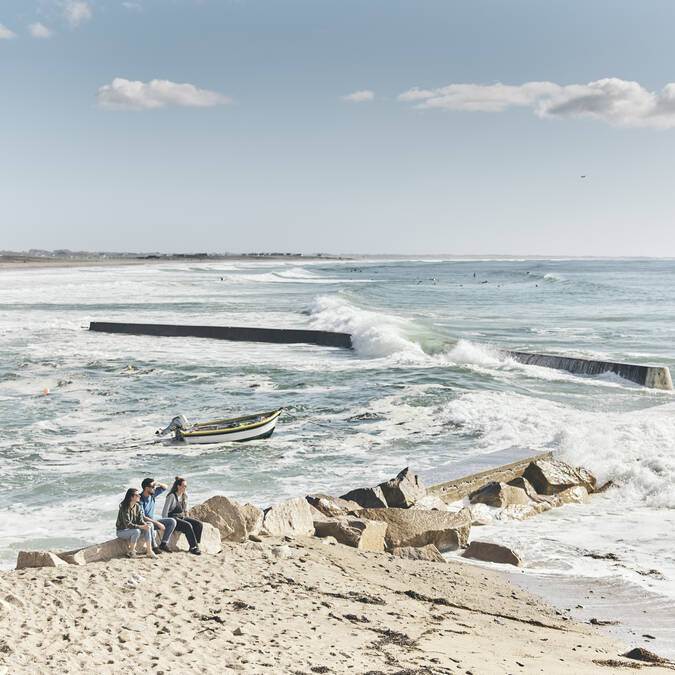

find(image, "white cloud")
[0,23,17,39]
[398,78,675,129]
[29,22,53,38]
[342,90,374,103]
[398,82,559,112]
[97,77,232,110]
[64,0,92,27]
[121,2,143,10]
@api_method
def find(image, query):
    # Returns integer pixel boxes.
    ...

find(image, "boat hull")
[178,410,281,444]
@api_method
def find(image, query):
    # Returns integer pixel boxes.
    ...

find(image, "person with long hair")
[116,488,155,558]
[162,477,203,555]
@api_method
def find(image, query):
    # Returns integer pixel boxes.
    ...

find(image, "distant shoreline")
[0,254,347,271]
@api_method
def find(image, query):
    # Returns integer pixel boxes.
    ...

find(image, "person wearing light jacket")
[162,476,203,555]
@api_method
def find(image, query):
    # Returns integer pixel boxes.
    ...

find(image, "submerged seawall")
[89,321,353,349]
[506,350,673,391]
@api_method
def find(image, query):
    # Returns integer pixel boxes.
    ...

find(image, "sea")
[1,257,674,654]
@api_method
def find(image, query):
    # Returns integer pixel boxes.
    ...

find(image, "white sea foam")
[443,339,504,367]
[309,295,427,359]
[440,390,675,508]
[542,272,567,282]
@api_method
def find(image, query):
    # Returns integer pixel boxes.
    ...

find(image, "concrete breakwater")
[506,350,673,391]
[89,321,353,349]
[89,321,672,390]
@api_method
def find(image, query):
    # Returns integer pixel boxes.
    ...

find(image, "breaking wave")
[440,390,675,509]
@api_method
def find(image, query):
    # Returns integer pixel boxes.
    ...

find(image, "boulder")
[356,508,471,552]
[523,459,596,495]
[469,481,531,508]
[339,485,388,509]
[189,495,248,543]
[378,467,426,508]
[507,476,546,502]
[166,522,222,554]
[410,493,449,511]
[313,518,387,551]
[547,485,590,506]
[391,544,445,563]
[496,502,553,521]
[462,541,522,567]
[241,503,264,537]
[306,493,362,518]
[263,497,315,537]
[57,538,128,565]
[16,550,69,570]
[308,504,327,521]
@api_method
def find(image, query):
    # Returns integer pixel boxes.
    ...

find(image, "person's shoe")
[159,542,171,553]
[152,546,163,555]
[147,550,157,558]
[189,547,202,556]
[125,550,137,558]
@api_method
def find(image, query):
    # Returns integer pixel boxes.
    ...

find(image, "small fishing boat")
[156,409,282,444]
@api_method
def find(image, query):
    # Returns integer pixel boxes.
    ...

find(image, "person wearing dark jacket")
[162,476,203,555]
[116,488,155,558]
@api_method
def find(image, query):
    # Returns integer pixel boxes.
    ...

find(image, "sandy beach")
[1,535,670,674]
[0,255,343,271]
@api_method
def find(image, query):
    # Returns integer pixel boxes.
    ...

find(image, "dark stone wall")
[89,321,353,349]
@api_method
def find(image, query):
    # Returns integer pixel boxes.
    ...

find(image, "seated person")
[162,476,203,555]
[116,488,155,558]
[139,477,177,554]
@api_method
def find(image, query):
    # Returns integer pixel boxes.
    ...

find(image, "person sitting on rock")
[116,488,155,558]
[162,476,203,555]
[139,477,177,554]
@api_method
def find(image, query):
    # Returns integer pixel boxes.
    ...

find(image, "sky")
[2,0,675,255]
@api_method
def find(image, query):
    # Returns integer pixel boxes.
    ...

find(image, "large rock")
[16,550,69,570]
[241,503,264,537]
[547,485,590,506]
[306,494,362,518]
[469,481,531,508]
[378,467,426,508]
[356,508,471,552]
[507,476,546,502]
[523,459,596,495]
[313,518,387,551]
[339,485,388,509]
[57,538,129,565]
[189,495,248,543]
[462,541,522,567]
[496,502,553,521]
[263,497,315,537]
[391,544,445,563]
[166,521,222,554]
[410,493,448,511]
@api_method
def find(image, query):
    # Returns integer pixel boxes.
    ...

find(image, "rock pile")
[15,457,598,571]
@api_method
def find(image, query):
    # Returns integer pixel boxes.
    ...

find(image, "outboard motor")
[156,414,190,437]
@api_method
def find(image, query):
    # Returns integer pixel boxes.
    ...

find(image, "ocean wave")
[525,271,568,283]
[440,391,675,509]
[309,295,428,359]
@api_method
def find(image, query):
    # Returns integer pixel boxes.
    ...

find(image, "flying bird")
[580,175,587,178]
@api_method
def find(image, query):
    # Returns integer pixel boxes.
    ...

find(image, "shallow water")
[1,258,674,625]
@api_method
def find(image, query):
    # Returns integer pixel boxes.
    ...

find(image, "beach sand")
[1,536,668,674]
[0,255,341,270]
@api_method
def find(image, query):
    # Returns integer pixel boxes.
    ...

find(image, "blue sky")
[2,0,675,255]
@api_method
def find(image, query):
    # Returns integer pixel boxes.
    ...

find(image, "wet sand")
[507,571,675,661]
